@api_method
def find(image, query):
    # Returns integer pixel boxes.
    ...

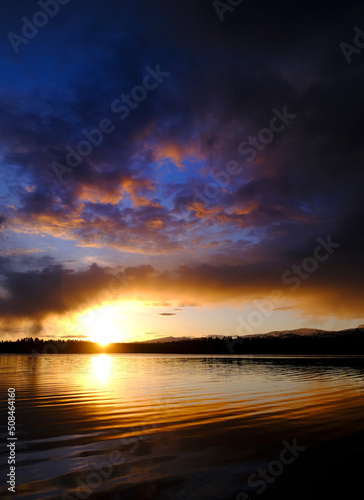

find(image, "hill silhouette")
[1,328,364,354]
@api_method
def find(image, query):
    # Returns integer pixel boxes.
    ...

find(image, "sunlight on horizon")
[77,303,131,345]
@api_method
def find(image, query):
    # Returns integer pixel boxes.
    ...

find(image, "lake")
[1,354,364,499]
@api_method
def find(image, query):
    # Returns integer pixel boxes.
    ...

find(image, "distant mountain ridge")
[142,328,363,343]
[142,336,192,343]
[142,335,226,343]
[245,328,326,338]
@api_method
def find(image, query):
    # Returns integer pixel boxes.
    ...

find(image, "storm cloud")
[1,0,363,336]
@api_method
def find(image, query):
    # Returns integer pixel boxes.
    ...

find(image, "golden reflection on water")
[90,354,112,384]
[1,355,364,499]
[8,354,363,437]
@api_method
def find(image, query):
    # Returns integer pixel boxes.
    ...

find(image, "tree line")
[0,330,364,354]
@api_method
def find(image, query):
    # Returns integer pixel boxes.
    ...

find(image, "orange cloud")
[153,142,202,169]
[121,177,160,207]
[78,185,123,204]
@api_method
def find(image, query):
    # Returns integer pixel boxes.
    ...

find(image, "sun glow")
[79,303,129,345]
[67,299,179,345]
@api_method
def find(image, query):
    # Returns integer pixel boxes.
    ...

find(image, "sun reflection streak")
[91,354,112,384]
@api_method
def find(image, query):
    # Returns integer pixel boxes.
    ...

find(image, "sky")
[0,0,364,343]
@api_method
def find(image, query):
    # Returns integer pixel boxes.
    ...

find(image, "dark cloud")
[0,0,363,333]
[0,238,362,333]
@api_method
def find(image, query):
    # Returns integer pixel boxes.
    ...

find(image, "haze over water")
[1,354,364,499]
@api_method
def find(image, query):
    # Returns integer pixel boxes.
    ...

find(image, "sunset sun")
[79,304,128,345]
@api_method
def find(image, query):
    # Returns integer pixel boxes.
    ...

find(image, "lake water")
[1,354,364,499]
